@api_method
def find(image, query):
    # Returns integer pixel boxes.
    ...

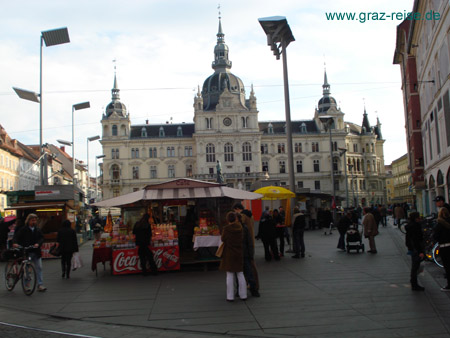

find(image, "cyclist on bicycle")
[13,213,47,292]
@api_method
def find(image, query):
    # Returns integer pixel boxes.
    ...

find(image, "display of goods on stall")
[193,224,220,236]
[151,224,179,247]
[104,211,113,233]
[93,229,136,249]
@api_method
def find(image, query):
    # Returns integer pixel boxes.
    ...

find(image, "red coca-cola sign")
[112,246,180,275]
[112,249,141,275]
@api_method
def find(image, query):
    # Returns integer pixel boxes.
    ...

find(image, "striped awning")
[93,179,263,208]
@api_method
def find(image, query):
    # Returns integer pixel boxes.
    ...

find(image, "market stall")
[93,178,262,275]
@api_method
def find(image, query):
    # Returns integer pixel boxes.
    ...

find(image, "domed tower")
[317,70,338,113]
[314,70,345,131]
[201,17,247,112]
[101,74,130,139]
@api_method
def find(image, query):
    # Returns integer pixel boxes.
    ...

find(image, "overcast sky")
[1,0,414,176]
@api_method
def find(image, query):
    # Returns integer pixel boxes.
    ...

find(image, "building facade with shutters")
[99,19,387,208]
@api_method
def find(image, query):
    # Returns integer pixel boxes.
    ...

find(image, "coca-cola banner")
[112,246,180,275]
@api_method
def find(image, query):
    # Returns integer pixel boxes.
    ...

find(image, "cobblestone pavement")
[0,216,449,338]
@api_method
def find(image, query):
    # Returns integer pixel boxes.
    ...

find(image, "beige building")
[99,19,386,208]
[384,165,394,205]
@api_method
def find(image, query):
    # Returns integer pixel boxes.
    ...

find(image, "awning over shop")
[93,190,146,208]
[5,202,66,210]
[93,178,263,208]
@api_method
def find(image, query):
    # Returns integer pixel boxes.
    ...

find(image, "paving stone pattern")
[0,217,449,337]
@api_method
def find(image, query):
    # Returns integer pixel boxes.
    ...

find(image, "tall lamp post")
[12,27,70,186]
[338,148,349,209]
[320,116,336,223]
[87,135,101,198]
[71,102,90,187]
[95,155,106,201]
[259,17,295,196]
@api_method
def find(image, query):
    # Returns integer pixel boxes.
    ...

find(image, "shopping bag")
[215,242,224,257]
[71,252,83,271]
[49,244,61,257]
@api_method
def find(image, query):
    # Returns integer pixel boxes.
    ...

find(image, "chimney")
[146,119,149,124]
[60,146,65,152]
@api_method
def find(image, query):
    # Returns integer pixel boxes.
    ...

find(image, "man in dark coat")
[13,213,46,291]
[337,212,352,251]
[292,207,306,258]
[133,213,158,276]
[256,210,280,261]
[405,212,425,291]
[57,220,79,279]
[234,203,260,297]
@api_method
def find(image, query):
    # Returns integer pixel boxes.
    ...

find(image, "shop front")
[92,178,262,275]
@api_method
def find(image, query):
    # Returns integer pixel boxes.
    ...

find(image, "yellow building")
[385,165,394,205]
[392,154,414,204]
[0,125,22,216]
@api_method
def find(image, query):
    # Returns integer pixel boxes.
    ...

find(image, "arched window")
[141,127,147,137]
[168,165,175,178]
[159,127,165,137]
[296,160,303,173]
[242,142,252,161]
[437,170,444,186]
[111,164,120,180]
[268,123,273,134]
[206,143,215,162]
[294,143,302,153]
[300,123,307,133]
[132,166,139,179]
[224,143,234,162]
[241,117,248,128]
[149,147,157,158]
[277,143,285,153]
[167,147,175,157]
[112,125,118,136]
[177,126,183,137]
[333,158,338,172]
[367,160,371,172]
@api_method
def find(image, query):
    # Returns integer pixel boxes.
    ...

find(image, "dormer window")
[141,127,147,137]
[268,123,273,134]
[206,117,213,129]
[159,126,165,137]
[177,126,183,137]
[300,123,307,133]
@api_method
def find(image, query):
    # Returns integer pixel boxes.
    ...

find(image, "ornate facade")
[100,19,386,208]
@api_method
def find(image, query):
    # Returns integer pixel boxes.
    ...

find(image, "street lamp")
[71,102,90,187]
[338,148,349,209]
[12,27,70,186]
[259,16,295,197]
[320,116,336,223]
[95,155,106,201]
[87,135,101,197]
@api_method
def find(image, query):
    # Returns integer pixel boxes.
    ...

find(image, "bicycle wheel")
[21,262,36,295]
[399,222,407,234]
[4,261,18,291]
[432,243,444,268]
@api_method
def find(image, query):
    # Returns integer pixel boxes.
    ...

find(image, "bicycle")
[4,245,37,296]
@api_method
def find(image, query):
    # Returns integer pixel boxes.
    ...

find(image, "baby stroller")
[346,224,365,253]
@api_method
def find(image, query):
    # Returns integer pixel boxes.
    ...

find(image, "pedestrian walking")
[405,212,425,291]
[13,213,47,291]
[220,212,247,302]
[57,220,79,279]
[394,204,405,226]
[362,207,378,253]
[380,205,387,227]
[273,209,285,256]
[309,206,317,230]
[233,203,260,297]
[256,209,280,261]
[337,211,352,251]
[292,207,306,258]
[435,207,450,292]
[133,213,158,276]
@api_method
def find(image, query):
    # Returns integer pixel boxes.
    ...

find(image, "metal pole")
[281,37,295,252]
[329,126,336,223]
[281,39,295,196]
[39,35,44,186]
[72,106,75,187]
[343,151,349,209]
[87,138,90,197]
[95,156,98,201]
